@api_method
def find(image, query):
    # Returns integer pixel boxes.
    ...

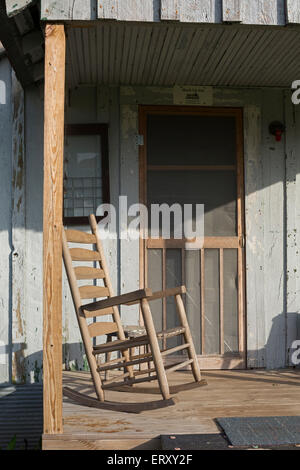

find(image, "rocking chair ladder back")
[62,214,205,412]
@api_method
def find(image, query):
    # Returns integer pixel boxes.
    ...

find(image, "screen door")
[139,106,245,370]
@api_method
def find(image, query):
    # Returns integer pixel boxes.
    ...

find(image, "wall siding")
[120,85,292,369]
[286,0,300,24]
[23,84,44,383]
[57,85,300,369]
[119,103,140,324]
[0,58,12,385]
[41,0,97,21]
[261,89,285,368]
[244,102,266,367]
[40,0,295,25]
[2,78,44,385]
[11,72,26,384]
[5,0,33,17]
[2,81,300,380]
[161,0,181,21]
[222,0,241,22]
[242,1,286,25]
[285,91,300,364]
[62,85,121,371]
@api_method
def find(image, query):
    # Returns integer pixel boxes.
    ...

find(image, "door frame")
[139,105,246,370]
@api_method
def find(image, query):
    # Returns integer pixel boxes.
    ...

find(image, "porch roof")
[66,22,300,89]
[2,1,300,89]
[0,0,44,87]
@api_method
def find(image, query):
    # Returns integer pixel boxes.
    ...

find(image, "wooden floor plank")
[43,369,300,449]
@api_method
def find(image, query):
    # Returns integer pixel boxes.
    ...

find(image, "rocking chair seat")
[157,326,186,339]
[106,325,186,341]
[106,325,147,341]
[95,326,187,356]
[123,325,147,338]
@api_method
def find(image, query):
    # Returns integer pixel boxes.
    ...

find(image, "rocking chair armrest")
[148,286,186,301]
[125,286,187,305]
[80,288,153,313]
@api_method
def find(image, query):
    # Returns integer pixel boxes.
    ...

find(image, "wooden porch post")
[43,24,66,435]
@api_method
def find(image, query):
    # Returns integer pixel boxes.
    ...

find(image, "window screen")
[64,124,109,225]
[147,114,238,237]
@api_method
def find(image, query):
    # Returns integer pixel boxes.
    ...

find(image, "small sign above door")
[173,86,213,106]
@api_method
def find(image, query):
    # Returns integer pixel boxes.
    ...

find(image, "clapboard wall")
[7,0,300,26]
[58,85,300,371]
[0,56,12,385]
[35,0,300,25]
[0,56,45,385]
[117,85,296,370]
[1,81,300,384]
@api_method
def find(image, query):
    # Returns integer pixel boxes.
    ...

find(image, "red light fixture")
[269,121,285,142]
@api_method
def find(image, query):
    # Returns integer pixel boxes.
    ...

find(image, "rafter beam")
[0,0,34,87]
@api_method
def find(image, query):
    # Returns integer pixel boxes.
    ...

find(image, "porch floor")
[43,368,300,450]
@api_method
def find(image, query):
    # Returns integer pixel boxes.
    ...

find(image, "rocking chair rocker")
[62,214,206,413]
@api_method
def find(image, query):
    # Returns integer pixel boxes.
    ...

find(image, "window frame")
[63,123,110,225]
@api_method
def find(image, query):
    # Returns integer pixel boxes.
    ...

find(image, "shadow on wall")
[0,346,43,386]
[0,83,299,387]
[220,311,300,370]
[0,82,44,386]
[0,341,90,387]
[1,310,299,388]
[0,345,90,387]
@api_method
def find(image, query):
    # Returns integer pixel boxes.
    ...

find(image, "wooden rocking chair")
[62,214,206,413]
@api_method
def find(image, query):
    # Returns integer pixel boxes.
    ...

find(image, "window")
[63,124,110,225]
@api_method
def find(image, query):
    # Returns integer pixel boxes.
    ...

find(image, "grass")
[0,435,42,451]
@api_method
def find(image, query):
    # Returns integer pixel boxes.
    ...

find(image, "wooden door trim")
[139,105,243,118]
[139,105,246,368]
[148,165,236,171]
[236,106,246,364]
[147,237,241,249]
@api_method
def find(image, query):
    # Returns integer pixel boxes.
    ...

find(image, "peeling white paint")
[1,79,299,378]
[0,341,6,365]
[0,58,12,385]
[41,0,291,25]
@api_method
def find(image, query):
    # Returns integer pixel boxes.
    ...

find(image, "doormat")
[161,434,229,450]
[216,416,300,447]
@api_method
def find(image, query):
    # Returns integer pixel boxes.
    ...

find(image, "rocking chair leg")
[105,335,113,381]
[141,299,171,400]
[175,294,202,382]
[146,345,152,377]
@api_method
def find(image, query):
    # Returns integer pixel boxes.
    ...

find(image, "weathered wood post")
[43,24,66,435]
